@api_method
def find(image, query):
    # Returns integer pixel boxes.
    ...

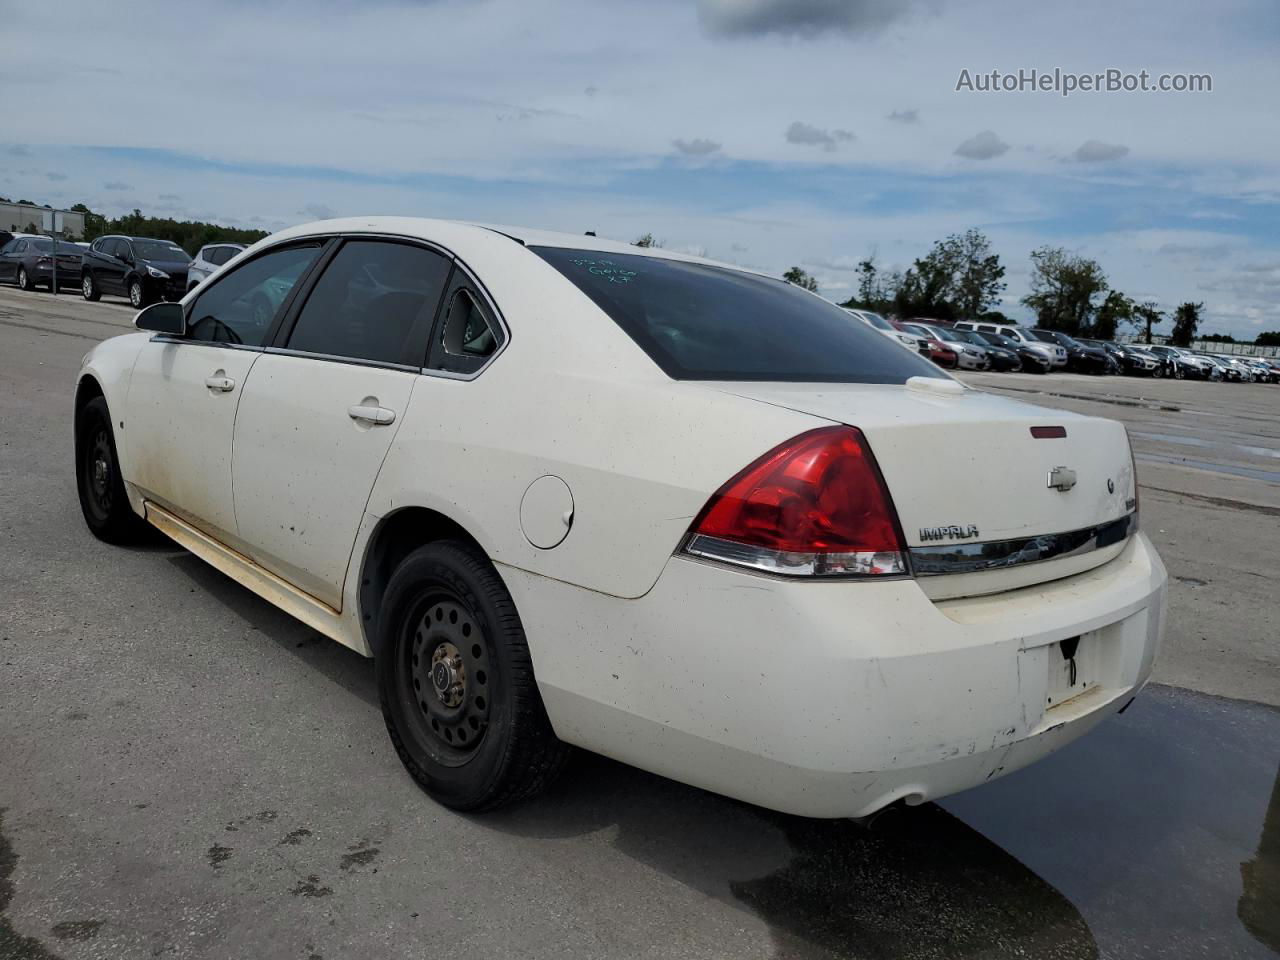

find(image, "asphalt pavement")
[1,287,1277,959]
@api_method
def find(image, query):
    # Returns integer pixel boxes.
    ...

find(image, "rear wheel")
[82,272,100,301]
[75,396,148,544]
[377,540,569,811]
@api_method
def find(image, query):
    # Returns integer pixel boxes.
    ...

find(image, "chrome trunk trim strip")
[910,513,1135,577]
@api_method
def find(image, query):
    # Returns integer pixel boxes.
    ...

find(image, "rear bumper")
[503,532,1167,818]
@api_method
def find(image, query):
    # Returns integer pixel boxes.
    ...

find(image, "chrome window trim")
[263,346,419,373]
[149,334,265,353]
[910,513,1136,577]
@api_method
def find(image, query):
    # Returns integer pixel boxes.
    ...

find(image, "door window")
[186,243,322,347]
[284,240,451,365]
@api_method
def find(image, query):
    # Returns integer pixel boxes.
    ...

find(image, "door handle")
[205,375,235,392]
[347,404,396,426]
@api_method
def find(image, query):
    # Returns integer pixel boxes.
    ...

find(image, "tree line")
[68,204,269,255]
[769,230,1269,348]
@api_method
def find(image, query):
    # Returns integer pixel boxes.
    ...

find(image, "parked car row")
[0,233,247,307]
[842,310,1279,383]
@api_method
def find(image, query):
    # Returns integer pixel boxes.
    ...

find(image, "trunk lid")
[706,380,1137,599]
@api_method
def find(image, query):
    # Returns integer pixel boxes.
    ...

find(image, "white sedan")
[73,217,1167,817]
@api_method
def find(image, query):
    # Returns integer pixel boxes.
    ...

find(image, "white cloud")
[1074,140,1130,163]
[954,130,1009,160]
[785,121,855,151]
[672,137,722,156]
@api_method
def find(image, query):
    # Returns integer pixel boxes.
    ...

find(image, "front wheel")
[128,278,148,309]
[17,267,32,291]
[82,272,101,301]
[76,396,149,544]
[377,540,570,811]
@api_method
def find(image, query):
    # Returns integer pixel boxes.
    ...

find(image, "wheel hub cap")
[430,642,466,707]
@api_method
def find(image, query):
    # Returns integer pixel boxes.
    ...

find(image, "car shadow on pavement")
[164,552,379,710]
[483,751,1099,960]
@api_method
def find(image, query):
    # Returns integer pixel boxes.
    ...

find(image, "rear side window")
[187,243,321,347]
[531,247,942,383]
[285,240,451,366]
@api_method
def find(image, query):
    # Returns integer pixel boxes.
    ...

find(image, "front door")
[231,238,451,608]
[122,242,325,546]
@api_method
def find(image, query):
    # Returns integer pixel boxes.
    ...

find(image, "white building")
[0,201,86,239]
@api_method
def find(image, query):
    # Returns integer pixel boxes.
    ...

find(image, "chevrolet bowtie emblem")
[1047,466,1077,492]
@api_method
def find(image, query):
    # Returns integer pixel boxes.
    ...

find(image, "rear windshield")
[531,247,943,383]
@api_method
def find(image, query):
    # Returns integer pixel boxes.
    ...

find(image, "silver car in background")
[186,242,247,292]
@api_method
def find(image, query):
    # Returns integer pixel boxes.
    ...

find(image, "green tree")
[948,228,1006,318]
[1021,246,1108,334]
[1093,290,1134,340]
[1169,301,1203,347]
[783,266,819,292]
[842,255,901,313]
[1132,301,1164,343]
[1200,333,1236,343]
[890,229,1005,320]
[1256,331,1280,347]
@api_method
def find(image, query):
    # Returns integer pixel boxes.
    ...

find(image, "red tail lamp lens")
[685,426,907,577]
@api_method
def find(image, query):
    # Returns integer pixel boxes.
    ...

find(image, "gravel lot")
[2,287,1277,959]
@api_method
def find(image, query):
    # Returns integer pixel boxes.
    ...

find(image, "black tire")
[82,272,101,301]
[377,540,569,811]
[75,396,148,544]
[17,267,32,291]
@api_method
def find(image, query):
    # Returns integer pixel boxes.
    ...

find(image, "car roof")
[260,216,775,281]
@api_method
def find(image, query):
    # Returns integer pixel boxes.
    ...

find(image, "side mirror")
[135,301,186,336]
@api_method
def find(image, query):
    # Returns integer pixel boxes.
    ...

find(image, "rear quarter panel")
[365,238,823,599]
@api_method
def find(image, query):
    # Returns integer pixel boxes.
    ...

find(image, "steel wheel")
[75,396,148,544]
[83,427,115,522]
[404,595,493,762]
[377,540,570,810]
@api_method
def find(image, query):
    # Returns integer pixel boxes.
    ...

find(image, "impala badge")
[919,524,980,542]
[1047,466,1078,492]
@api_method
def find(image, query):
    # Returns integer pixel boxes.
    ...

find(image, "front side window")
[533,247,941,383]
[187,243,321,347]
[285,240,451,365]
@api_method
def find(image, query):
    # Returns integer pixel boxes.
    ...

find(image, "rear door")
[0,239,23,281]
[124,241,324,546]
[230,237,452,608]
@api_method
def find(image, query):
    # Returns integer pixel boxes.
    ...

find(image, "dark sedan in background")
[80,235,192,307]
[974,330,1050,373]
[1031,329,1116,374]
[0,236,84,291]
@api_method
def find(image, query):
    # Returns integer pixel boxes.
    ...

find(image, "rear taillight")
[682,426,908,577]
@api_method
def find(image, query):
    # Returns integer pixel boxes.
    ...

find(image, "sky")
[3,0,1278,338]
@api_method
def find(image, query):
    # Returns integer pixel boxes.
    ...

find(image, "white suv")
[187,242,247,292]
